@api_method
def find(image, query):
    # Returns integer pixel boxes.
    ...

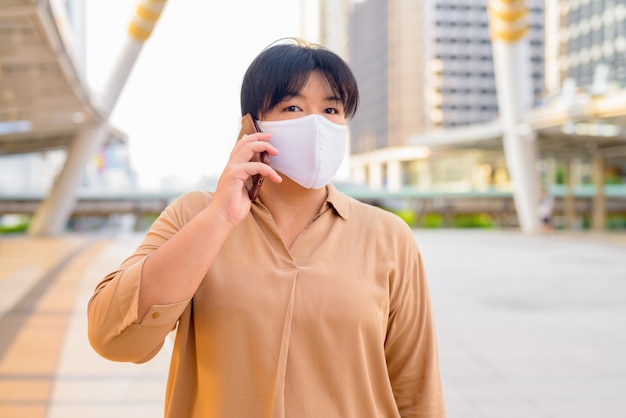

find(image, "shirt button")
[152,312,160,319]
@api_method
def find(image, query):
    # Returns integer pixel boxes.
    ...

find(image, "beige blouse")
[88,184,445,417]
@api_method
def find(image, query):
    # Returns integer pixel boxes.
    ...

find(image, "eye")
[323,108,339,115]
[284,105,302,112]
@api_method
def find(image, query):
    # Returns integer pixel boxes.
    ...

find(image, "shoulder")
[343,196,419,254]
[175,190,213,206]
[160,190,213,225]
[348,196,413,234]
[330,185,409,234]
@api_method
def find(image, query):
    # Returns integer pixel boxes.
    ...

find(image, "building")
[546,0,626,94]
[347,0,544,153]
[316,0,352,59]
[542,0,626,186]
[347,0,389,153]
[302,0,353,59]
[427,0,545,128]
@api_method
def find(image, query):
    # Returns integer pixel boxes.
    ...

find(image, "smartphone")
[236,114,269,201]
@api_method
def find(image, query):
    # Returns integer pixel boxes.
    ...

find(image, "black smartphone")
[236,114,269,201]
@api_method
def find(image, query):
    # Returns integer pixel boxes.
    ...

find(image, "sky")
[85,0,316,190]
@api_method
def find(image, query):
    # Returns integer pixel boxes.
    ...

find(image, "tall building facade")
[318,0,352,59]
[427,0,544,128]
[347,0,545,154]
[547,0,626,93]
[347,0,389,154]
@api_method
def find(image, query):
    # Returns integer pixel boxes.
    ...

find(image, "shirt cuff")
[138,300,190,327]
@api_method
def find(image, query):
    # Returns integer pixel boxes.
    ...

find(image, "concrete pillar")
[564,159,576,229]
[369,162,383,190]
[28,125,109,235]
[591,152,606,231]
[387,160,402,192]
[351,162,367,185]
[489,0,541,233]
[417,160,431,189]
[28,0,168,236]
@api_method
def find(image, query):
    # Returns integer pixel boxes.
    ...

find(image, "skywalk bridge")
[2,184,626,231]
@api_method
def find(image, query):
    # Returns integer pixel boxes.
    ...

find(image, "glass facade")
[428,0,545,128]
[559,0,626,89]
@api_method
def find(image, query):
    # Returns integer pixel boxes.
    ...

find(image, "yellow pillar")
[488,0,540,233]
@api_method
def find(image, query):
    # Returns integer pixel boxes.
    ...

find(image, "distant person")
[87,38,445,417]
[538,187,555,230]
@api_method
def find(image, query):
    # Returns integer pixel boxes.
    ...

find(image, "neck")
[257,177,328,221]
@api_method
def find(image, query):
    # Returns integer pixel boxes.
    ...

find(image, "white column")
[489,0,540,233]
[28,124,109,235]
[350,161,367,185]
[29,0,168,236]
[387,160,402,192]
[369,162,383,190]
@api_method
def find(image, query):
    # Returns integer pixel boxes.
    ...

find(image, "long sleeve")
[87,192,207,363]
[384,231,446,417]
[87,257,189,363]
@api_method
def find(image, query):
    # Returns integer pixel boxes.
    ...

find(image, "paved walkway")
[416,230,626,418]
[0,234,171,418]
[0,229,625,417]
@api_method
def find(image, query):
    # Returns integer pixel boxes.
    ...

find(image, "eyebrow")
[282,93,341,102]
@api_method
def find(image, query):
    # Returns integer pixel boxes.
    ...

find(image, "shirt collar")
[325,183,350,220]
[252,183,351,220]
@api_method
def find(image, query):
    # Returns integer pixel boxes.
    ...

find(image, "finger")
[232,133,274,154]
[248,140,279,156]
[239,132,271,144]
[231,140,279,163]
[242,161,282,183]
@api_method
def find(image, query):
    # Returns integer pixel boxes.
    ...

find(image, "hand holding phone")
[236,114,269,201]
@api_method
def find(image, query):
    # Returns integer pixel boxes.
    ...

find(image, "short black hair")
[240,38,359,120]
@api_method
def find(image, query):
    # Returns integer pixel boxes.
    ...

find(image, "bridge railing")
[1,185,625,231]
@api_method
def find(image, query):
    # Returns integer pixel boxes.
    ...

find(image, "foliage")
[452,213,495,228]
[0,217,29,234]
[419,214,445,228]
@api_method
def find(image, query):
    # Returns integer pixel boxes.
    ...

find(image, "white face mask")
[258,114,347,189]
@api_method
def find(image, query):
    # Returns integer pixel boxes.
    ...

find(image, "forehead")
[295,71,339,100]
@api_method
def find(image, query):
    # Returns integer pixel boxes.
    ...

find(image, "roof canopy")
[0,0,122,156]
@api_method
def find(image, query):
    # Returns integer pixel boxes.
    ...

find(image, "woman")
[88,38,445,417]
